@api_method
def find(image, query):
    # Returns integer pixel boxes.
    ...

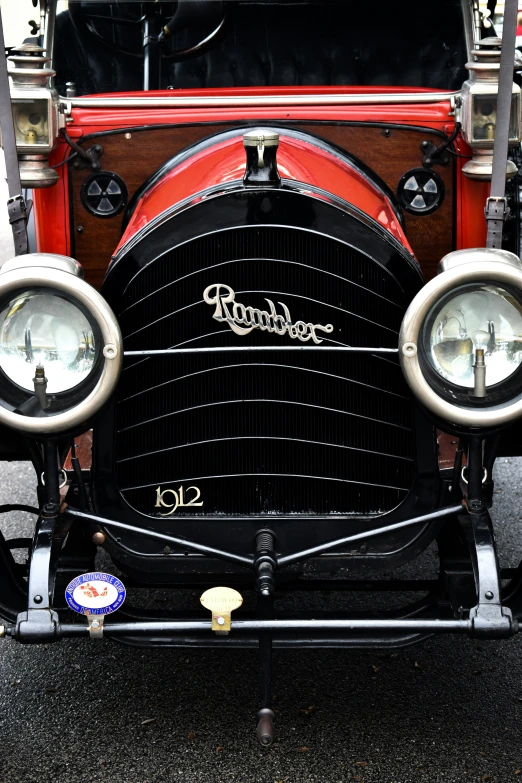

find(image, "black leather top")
[54,1,467,95]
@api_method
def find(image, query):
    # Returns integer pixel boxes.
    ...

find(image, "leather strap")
[486,0,518,249]
[0,11,28,255]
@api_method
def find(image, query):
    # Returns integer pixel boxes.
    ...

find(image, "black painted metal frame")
[1,435,521,745]
[1,484,519,645]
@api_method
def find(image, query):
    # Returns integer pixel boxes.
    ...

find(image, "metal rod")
[65,507,253,567]
[278,504,464,566]
[58,618,471,636]
[143,16,162,91]
[125,346,399,356]
[466,436,485,507]
[66,505,463,571]
[61,91,458,111]
[42,441,60,507]
[43,0,57,70]
[462,0,477,58]
[489,0,518,200]
[258,593,273,731]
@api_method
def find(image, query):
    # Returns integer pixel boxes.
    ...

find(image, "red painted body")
[117,130,410,253]
[35,87,489,264]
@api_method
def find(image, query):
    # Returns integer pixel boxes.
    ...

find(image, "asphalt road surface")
[0,460,522,783]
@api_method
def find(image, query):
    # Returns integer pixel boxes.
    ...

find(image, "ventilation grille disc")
[80,171,128,218]
[397,168,445,215]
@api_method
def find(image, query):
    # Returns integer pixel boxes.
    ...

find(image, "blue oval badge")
[65,572,126,616]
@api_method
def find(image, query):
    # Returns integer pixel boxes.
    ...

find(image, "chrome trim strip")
[119,362,407,404]
[124,346,399,356]
[116,435,415,464]
[61,91,458,112]
[122,256,404,314]
[120,472,410,494]
[117,397,411,434]
[125,287,397,341]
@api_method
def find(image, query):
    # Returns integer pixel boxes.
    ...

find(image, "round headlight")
[400,250,522,429]
[424,284,522,389]
[0,255,121,435]
[0,289,101,393]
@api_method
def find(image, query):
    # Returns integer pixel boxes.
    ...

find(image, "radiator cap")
[243,129,280,147]
[243,129,281,186]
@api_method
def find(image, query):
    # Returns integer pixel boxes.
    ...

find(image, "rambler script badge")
[203,284,334,344]
[65,572,126,616]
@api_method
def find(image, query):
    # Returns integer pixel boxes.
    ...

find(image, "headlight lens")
[424,284,522,389]
[0,289,100,393]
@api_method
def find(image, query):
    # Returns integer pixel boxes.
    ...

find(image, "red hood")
[117,129,412,255]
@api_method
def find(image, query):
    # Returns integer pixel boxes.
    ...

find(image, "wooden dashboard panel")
[70,123,453,290]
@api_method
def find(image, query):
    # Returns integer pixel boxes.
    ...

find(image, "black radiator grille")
[114,226,416,516]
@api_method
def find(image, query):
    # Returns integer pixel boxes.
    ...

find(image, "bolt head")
[91,620,100,629]
[485,591,494,600]
[216,616,225,626]
[92,531,106,546]
[33,595,43,604]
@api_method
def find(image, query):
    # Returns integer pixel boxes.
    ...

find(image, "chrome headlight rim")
[0,266,121,435]
[417,280,522,408]
[400,260,522,428]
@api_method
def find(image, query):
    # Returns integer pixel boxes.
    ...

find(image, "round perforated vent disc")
[397,168,445,215]
[80,171,128,218]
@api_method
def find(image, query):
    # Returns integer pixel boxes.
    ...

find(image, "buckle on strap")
[485,195,510,221]
[485,196,510,249]
[7,194,27,226]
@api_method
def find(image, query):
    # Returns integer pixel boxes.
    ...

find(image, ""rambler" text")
[203,284,334,344]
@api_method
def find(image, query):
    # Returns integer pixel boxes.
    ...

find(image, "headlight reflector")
[425,284,522,389]
[0,290,100,393]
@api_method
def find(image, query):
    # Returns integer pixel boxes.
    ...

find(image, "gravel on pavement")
[0,460,521,782]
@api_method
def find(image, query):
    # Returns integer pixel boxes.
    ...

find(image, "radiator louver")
[114,226,415,517]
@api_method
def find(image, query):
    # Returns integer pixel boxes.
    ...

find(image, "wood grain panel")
[298,124,453,282]
[70,123,453,289]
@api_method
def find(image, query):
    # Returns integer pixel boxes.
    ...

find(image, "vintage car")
[0,0,522,744]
